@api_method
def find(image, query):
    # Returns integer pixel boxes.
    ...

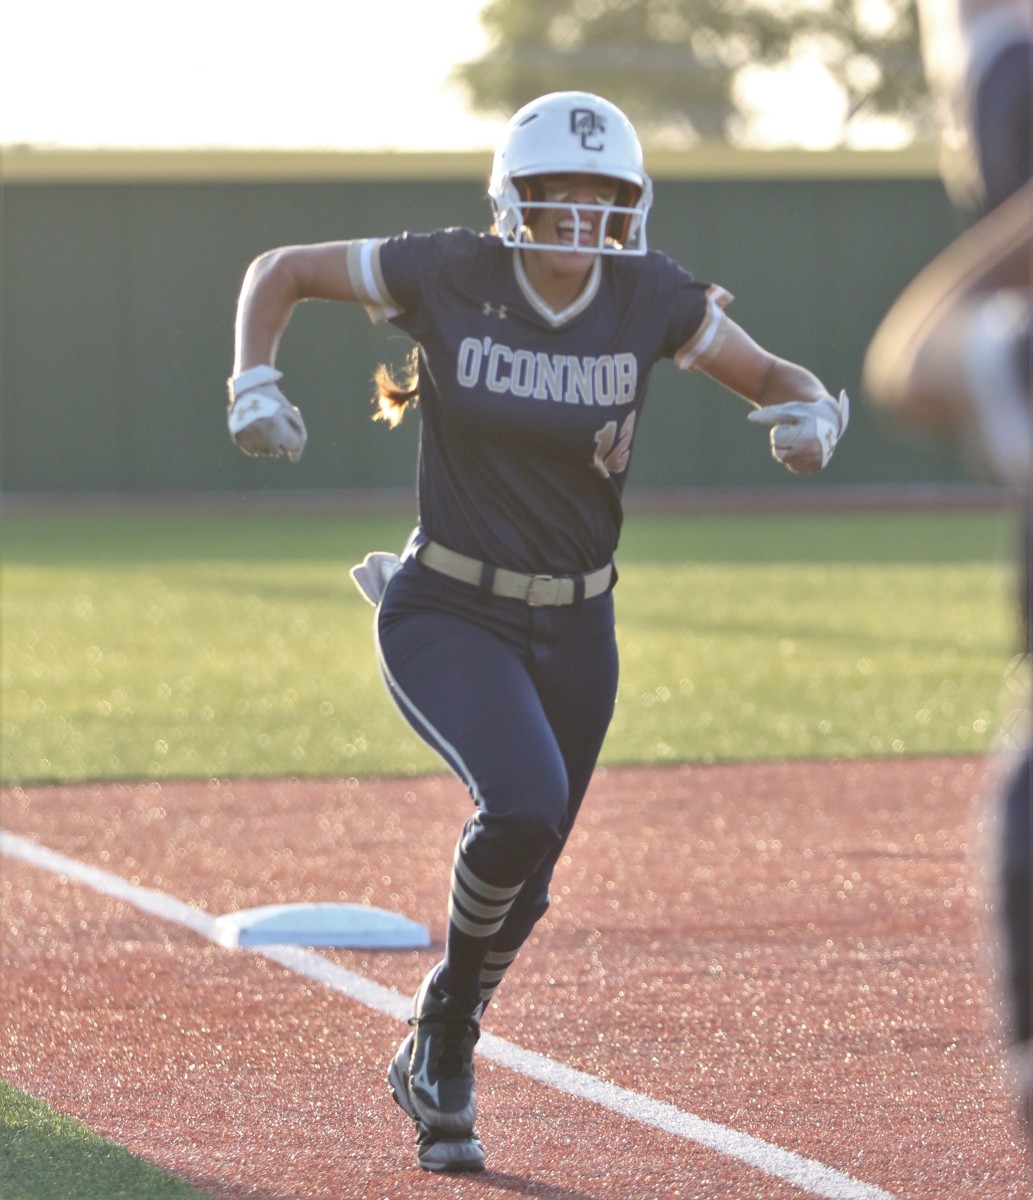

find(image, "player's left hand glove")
[747,389,849,474]
[227,365,308,462]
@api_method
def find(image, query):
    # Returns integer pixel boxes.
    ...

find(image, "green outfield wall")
[0,147,970,498]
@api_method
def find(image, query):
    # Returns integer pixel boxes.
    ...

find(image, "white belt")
[418,541,612,607]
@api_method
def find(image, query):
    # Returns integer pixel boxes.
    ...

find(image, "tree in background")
[452,0,927,147]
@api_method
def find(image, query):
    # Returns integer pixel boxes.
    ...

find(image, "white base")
[212,902,430,949]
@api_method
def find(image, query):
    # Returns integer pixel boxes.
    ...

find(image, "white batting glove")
[227,365,308,462]
[747,389,850,474]
[349,551,403,606]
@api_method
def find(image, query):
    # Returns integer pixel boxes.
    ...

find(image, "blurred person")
[226,91,849,1172]
[864,0,1032,1145]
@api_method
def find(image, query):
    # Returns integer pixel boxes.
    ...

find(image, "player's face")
[528,173,620,263]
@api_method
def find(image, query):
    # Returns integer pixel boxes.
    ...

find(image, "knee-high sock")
[434,839,522,1011]
[476,946,521,1015]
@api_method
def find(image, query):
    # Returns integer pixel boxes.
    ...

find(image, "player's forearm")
[702,320,831,406]
[753,357,831,409]
[233,242,365,374]
[233,250,303,374]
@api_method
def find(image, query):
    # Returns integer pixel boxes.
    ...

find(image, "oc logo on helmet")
[571,108,605,151]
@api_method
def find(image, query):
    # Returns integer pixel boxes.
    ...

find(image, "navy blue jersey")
[348,228,731,575]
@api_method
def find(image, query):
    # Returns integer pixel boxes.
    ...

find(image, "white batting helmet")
[488,91,653,255]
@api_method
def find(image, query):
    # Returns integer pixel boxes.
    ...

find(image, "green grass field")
[0,507,1024,786]
[0,1080,209,1199]
[0,504,1025,1198]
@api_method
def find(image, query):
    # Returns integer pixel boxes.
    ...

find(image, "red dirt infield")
[1,757,1029,1199]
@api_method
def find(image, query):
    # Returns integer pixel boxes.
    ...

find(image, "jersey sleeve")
[647,253,734,372]
[672,284,735,372]
[345,230,465,327]
[344,238,403,324]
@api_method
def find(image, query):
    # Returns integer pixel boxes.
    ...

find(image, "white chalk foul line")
[1,829,900,1200]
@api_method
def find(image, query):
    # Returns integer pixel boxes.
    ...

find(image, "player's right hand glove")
[227,365,308,462]
[747,389,849,474]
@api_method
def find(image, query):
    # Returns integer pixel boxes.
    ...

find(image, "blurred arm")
[863,178,1032,428]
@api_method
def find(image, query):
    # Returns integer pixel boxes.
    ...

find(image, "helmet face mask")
[489,92,653,256]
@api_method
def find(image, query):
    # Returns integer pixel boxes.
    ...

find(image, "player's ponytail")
[372,346,419,427]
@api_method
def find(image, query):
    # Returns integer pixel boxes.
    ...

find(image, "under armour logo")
[482,302,508,319]
[571,108,605,151]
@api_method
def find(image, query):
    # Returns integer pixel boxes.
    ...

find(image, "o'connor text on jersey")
[457,337,638,407]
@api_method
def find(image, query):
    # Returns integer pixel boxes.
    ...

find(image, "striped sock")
[449,848,522,940]
[477,946,520,1015]
[437,845,522,1011]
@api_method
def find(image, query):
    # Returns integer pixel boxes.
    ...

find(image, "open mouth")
[556,216,597,249]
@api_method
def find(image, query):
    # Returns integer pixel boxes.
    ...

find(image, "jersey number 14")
[593,412,636,478]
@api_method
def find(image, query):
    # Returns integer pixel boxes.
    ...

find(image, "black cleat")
[412,1122,486,1173]
[388,1027,485,1172]
[393,971,480,1134]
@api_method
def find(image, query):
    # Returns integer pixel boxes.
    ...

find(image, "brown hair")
[372,346,419,427]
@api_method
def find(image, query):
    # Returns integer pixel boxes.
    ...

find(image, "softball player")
[865,0,1032,1146]
[228,91,849,1173]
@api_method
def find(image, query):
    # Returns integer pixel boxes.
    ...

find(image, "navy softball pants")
[1000,746,1032,1049]
[375,556,619,1012]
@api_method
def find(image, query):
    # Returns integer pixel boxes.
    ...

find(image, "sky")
[2,0,500,151]
[1,0,911,153]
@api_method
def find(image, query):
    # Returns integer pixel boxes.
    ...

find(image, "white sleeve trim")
[347,239,402,324]
[675,285,734,372]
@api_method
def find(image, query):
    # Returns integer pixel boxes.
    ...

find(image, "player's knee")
[500,811,565,866]
[459,806,565,885]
